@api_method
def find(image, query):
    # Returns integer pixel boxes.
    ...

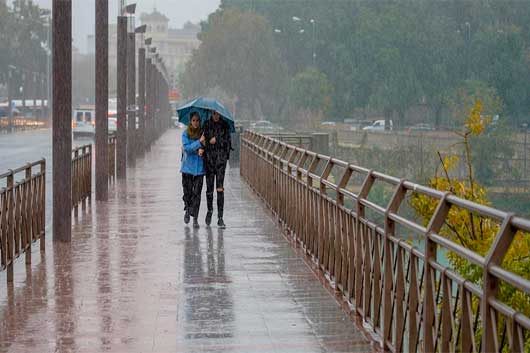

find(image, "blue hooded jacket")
[180,130,205,176]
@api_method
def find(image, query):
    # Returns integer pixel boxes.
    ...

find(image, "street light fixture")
[290,16,317,66]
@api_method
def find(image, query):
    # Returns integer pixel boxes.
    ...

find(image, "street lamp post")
[116,12,128,178]
[289,16,317,69]
[95,0,109,201]
[126,5,137,166]
[136,27,147,156]
[310,19,316,66]
[52,0,72,242]
[7,66,14,132]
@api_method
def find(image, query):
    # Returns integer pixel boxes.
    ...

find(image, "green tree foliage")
[447,80,503,126]
[180,8,287,120]
[289,67,333,115]
[221,0,530,126]
[0,0,49,87]
[411,103,530,346]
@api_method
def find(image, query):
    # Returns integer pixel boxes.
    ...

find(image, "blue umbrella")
[177,97,235,132]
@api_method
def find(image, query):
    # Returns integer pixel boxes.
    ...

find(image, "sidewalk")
[0,129,376,353]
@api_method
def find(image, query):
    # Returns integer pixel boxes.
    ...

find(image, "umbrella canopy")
[177,97,235,132]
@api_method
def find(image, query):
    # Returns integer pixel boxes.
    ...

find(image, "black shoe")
[205,211,213,226]
[217,218,226,229]
[184,210,190,225]
[193,218,200,229]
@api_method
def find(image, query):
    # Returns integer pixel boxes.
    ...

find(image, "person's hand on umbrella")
[200,134,206,145]
[210,136,216,145]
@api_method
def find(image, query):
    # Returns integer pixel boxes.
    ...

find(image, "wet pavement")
[0,129,377,353]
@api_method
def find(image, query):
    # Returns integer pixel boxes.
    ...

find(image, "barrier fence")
[108,134,116,183]
[241,131,530,353]
[72,144,92,213]
[0,160,46,282]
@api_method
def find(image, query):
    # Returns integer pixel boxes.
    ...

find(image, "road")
[0,128,94,226]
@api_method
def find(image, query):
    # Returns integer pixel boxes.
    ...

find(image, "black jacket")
[202,118,231,170]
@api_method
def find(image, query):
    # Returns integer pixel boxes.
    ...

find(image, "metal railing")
[0,160,46,282]
[108,134,116,183]
[261,133,314,149]
[241,131,530,353]
[72,145,92,213]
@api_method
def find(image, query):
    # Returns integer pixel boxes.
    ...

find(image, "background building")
[100,9,200,91]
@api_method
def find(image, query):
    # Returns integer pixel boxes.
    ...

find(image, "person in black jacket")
[202,111,231,228]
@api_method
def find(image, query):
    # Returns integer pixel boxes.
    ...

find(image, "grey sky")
[20,0,220,52]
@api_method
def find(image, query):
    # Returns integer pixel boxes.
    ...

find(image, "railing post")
[25,164,32,266]
[52,0,72,242]
[423,193,451,353]
[335,166,353,291]
[481,214,516,353]
[355,171,374,315]
[39,159,45,252]
[318,159,334,275]
[382,180,406,350]
[73,149,79,216]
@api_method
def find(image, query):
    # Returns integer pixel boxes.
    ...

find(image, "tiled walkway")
[0,129,377,353]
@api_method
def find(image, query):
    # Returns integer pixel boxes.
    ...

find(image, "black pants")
[182,173,204,218]
[206,162,227,219]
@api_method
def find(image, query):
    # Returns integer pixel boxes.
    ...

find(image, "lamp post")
[7,66,14,132]
[95,0,109,201]
[116,8,128,178]
[136,27,147,155]
[52,0,72,242]
[310,19,316,66]
[292,16,316,67]
[126,4,137,166]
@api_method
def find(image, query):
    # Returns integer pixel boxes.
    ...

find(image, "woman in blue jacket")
[181,112,206,228]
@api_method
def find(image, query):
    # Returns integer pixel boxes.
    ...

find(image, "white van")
[72,107,95,137]
[363,119,393,131]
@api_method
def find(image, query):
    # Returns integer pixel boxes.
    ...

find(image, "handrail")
[240,130,530,353]
[0,160,46,282]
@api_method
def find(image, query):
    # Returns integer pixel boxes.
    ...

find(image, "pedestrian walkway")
[0,129,377,353]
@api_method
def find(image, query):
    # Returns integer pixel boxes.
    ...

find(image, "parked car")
[320,121,336,127]
[251,120,284,133]
[363,119,393,131]
[408,123,434,132]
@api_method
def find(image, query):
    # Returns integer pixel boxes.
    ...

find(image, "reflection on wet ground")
[0,129,376,352]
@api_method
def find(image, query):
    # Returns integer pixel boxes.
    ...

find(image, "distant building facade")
[101,9,200,89]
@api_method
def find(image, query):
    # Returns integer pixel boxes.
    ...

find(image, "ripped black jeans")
[182,173,204,218]
[205,162,227,219]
